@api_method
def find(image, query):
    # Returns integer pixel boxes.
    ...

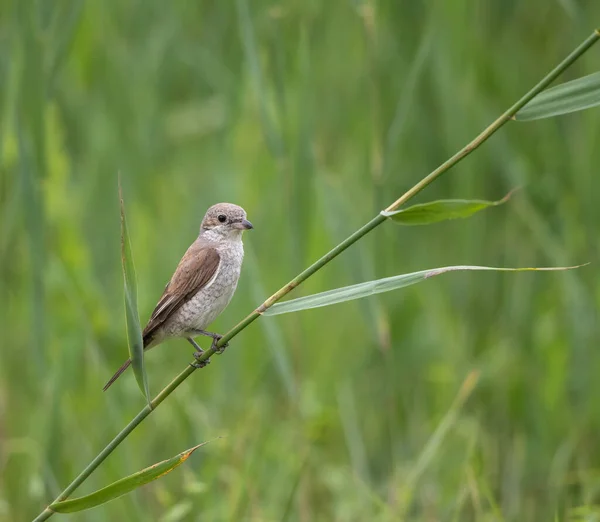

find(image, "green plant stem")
[32,28,600,522]
[385,29,600,212]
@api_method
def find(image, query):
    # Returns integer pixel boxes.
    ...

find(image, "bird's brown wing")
[142,241,221,346]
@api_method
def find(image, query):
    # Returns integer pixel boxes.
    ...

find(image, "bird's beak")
[234,219,253,230]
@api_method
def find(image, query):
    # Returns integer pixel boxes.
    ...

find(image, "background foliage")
[1,1,600,520]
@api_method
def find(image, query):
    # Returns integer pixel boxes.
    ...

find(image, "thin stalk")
[33,29,600,522]
[385,29,600,212]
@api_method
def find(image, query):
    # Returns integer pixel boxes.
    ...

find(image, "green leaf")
[263,264,584,316]
[49,442,210,513]
[515,71,600,121]
[381,190,514,225]
[119,177,149,404]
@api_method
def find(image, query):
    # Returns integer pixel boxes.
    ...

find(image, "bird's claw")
[187,331,227,358]
[210,334,228,355]
[191,329,228,353]
[190,350,210,369]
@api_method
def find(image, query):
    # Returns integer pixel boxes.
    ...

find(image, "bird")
[103,202,253,391]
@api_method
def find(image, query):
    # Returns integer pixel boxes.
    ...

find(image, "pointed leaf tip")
[381,189,517,226]
[263,263,585,316]
[49,441,214,513]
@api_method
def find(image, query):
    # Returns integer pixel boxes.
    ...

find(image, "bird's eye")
[217,214,227,223]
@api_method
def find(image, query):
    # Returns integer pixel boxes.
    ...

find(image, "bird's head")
[200,203,253,241]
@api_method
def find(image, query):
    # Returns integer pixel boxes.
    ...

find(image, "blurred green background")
[2,1,600,521]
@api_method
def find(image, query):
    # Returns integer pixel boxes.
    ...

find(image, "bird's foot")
[187,337,210,368]
[210,334,228,355]
[189,351,210,369]
[192,329,228,355]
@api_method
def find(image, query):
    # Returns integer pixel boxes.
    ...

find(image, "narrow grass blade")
[263,264,585,316]
[399,371,480,515]
[381,190,515,225]
[119,177,149,403]
[515,71,600,120]
[236,0,284,156]
[49,442,210,513]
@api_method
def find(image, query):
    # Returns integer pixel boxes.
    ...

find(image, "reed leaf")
[119,178,149,404]
[49,442,209,513]
[381,190,514,225]
[263,264,584,316]
[515,72,600,120]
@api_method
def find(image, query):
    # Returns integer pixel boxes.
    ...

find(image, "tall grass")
[1,1,600,521]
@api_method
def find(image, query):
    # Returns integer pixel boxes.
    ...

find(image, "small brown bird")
[103,203,253,391]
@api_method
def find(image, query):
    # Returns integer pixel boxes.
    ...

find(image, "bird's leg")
[191,329,229,355]
[187,337,210,369]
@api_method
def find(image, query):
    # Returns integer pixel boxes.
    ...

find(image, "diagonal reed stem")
[33,29,600,522]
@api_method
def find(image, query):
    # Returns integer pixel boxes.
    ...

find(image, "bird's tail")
[103,359,132,391]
